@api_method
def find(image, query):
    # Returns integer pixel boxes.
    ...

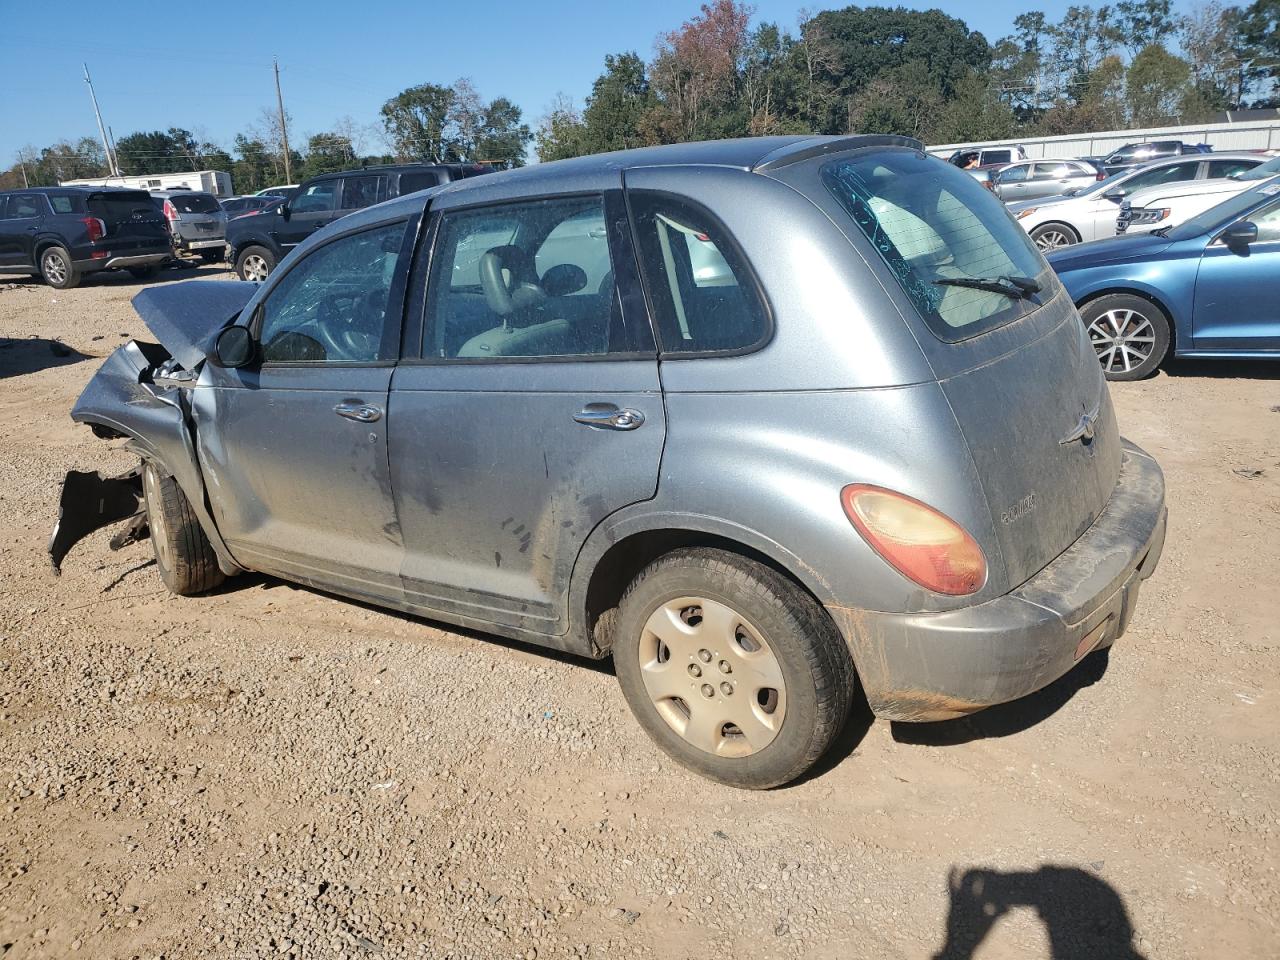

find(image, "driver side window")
[258,221,408,363]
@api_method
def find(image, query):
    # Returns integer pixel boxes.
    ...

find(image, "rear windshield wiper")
[933,275,1041,300]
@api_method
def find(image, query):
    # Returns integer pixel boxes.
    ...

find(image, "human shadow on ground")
[891,647,1112,747]
[932,864,1147,959]
[0,336,90,378]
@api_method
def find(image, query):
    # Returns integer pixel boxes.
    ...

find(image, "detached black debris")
[48,467,143,573]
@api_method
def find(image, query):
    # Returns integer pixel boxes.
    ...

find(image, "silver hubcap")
[243,254,269,282]
[1089,309,1156,374]
[143,464,172,570]
[1034,229,1073,251]
[43,251,67,284]
[638,597,786,758]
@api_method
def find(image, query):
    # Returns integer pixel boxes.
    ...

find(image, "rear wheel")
[1079,293,1170,381]
[235,245,275,282]
[142,461,225,595]
[40,246,80,289]
[1030,223,1079,251]
[613,548,854,789]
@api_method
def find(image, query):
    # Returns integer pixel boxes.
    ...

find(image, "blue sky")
[0,0,1194,166]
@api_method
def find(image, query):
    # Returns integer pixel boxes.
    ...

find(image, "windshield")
[1166,180,1280,241]
[821,150,1048,341]
[1238,156,1280,181]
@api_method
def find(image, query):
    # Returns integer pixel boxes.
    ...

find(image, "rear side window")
[629,193,767,355]
[398,171,443,194]
[983,150,1011,165]
[425,195,626,360]
[1208,159,1258,178]
[342,175,383,209]
[821,151,1047,342]
[168,193,220,214]
[87,191,157,221]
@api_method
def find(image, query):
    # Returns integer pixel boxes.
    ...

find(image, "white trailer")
[60,169,234,197]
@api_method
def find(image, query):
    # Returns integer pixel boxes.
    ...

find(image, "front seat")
[457,246,574,358]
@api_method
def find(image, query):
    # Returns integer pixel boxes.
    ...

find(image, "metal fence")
[928,119,1280,159]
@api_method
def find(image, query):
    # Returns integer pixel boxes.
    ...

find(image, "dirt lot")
[0,268,1277,960]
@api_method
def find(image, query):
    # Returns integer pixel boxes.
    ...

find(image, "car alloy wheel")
[242,254,270,282]
[1033,228,1074,251]
[637,596,786,758]
[1088,308,1156,375]
[143,462,174,572]
[42,250,68,285]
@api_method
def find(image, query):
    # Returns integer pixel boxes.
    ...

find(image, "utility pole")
[83,63,119,177]
[19,156,29,188]
[274,58,293,184]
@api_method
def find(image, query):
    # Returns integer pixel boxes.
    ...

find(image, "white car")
[1006,152,1269,251]
[1117,155,1280,235]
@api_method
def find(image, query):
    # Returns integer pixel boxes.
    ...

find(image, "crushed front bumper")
[827,440,1167,722]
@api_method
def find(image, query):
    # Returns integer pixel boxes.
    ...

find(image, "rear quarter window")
[821,151,1048,342]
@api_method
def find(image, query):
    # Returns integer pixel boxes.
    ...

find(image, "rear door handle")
[573,405,645,431]
[334,400,382,423]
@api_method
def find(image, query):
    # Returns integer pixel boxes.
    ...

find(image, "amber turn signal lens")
[840,484,987,596]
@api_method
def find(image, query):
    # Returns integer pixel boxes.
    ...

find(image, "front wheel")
[613,548,854,789]
[142,461,225,595]
[1030,223,1079,251]
[1079,293,1171,381]
[235,245,275,282]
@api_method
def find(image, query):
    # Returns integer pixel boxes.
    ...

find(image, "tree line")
[536,0,1280,160]
[3,0,1278,191]
[0,78,533,192]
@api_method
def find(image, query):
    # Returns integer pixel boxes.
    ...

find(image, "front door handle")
[573,405,645,431]
[334,400,382,423]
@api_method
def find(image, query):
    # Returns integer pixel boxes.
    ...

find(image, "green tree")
[1126,43,1195,124]
[1115,0,1179,56]
[381,83,456,163]
[535,95,589,162]
[231,135,278,192]
[475,97,532,167]
[300,132,357,178]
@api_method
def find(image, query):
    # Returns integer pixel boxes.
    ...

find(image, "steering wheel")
[315,290,384,360]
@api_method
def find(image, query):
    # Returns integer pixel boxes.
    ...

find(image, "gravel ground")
[1,268,1277,960]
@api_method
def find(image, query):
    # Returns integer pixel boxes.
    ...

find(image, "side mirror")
[211,325,255,368]
[279,204,290,220]
[1221,221,1258,248]
[1103,188,1126,201]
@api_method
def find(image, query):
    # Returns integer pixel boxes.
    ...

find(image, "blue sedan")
[1049,179,1280,380]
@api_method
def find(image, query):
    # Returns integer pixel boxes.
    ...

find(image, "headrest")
[541,263,588,297]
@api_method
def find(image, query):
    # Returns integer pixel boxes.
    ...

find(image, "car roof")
[432,135,920,201]
[1,185,145,195]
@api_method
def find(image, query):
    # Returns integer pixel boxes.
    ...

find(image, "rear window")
[983,150,1012,165]
[167,193,220,214]
[821,151,1048,342]
[87,191,159,221]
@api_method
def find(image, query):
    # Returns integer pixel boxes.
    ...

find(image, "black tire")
[127,265,159,280]
[142,461,225,596]
[613,548,854,789]
[39,246,80,289]
[1079,293,1171,381]
[1029,222,1079,252]
[235,244,276,282]
[198,250,222,264]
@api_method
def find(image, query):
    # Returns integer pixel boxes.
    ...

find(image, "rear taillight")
[162,199,180,222]
[1096,171,1106,181]
[840,485,987,596]
[82,216,106,242]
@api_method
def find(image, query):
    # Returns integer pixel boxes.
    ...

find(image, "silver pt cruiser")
[52,136,1167,788]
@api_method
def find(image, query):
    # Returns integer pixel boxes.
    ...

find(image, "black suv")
[227,163,491,280]
[0,187,171,289]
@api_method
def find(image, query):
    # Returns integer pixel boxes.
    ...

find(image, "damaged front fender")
[51,339,243,576]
